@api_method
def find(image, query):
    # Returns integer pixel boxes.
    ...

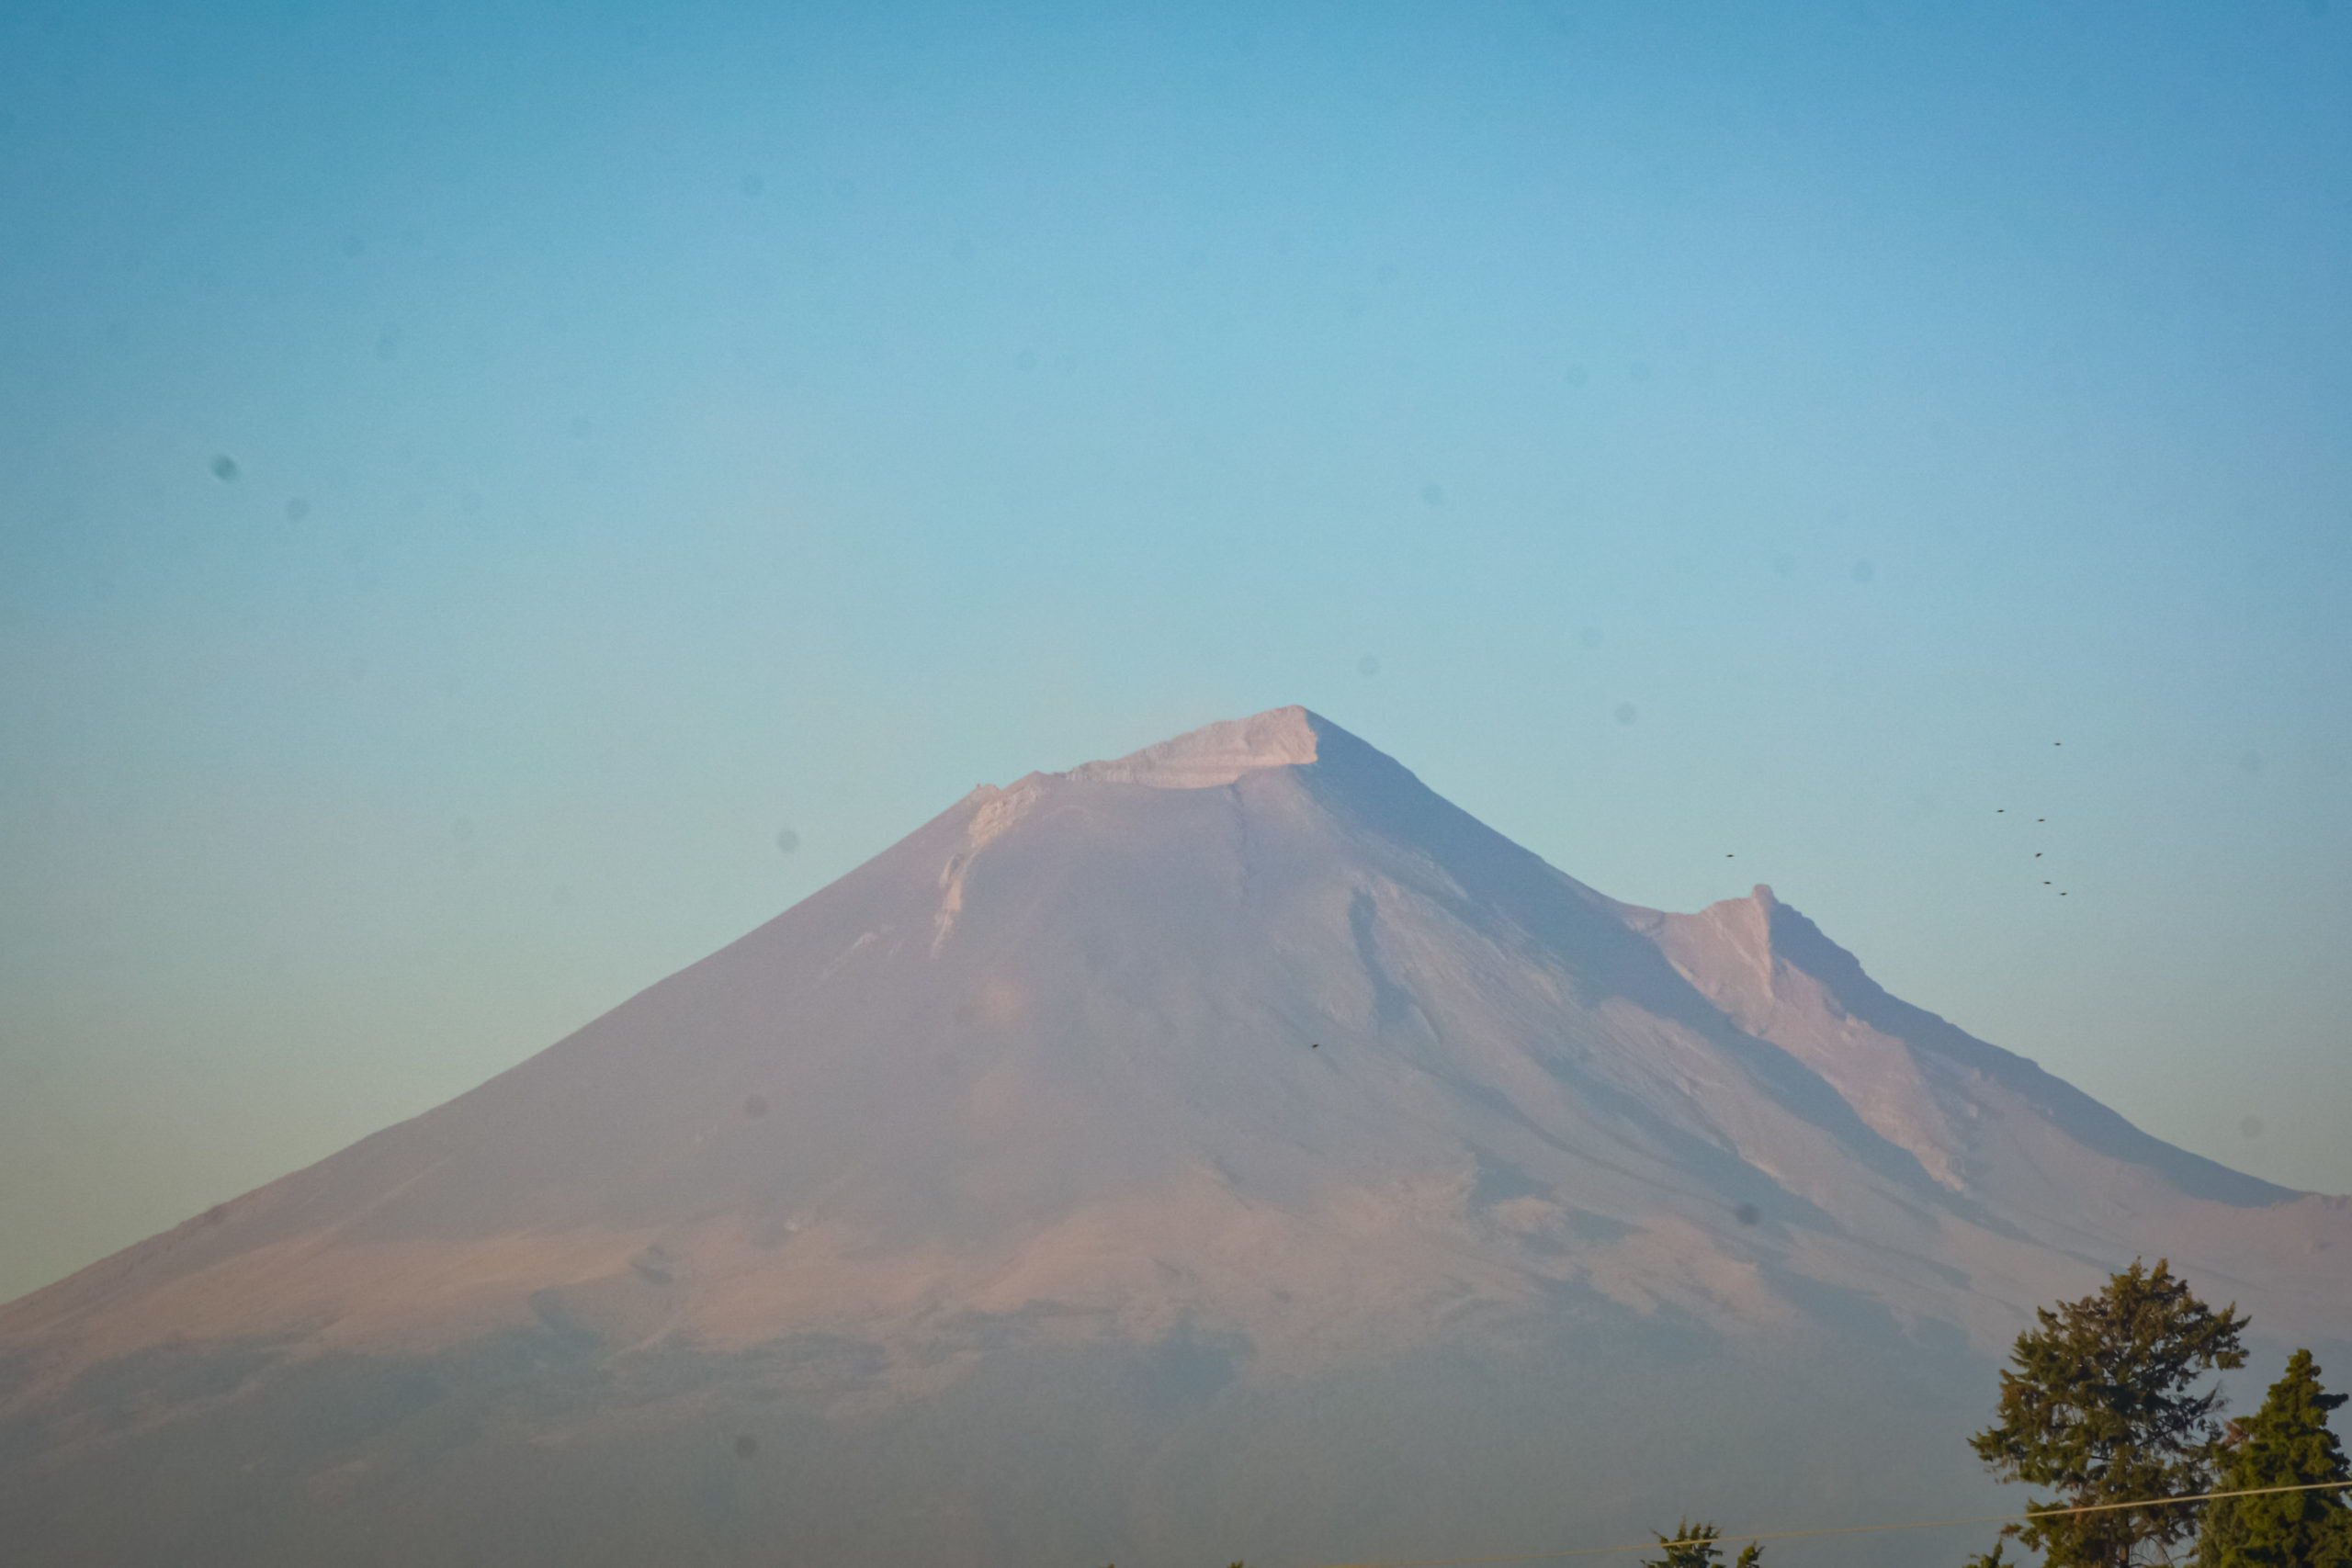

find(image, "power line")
[1310,1478,2352,1568]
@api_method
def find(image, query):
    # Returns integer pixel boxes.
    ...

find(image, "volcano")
[5,706,2346,1567]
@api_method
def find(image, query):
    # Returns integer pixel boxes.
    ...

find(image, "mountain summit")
[1066,703,1327,785]
[5,708,2345,1568]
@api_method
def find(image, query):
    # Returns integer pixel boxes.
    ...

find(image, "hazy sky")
[5,1,2350,1303]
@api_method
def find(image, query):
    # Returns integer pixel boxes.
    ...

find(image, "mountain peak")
[1067,705,1330,789]
[4,705,2344,1568]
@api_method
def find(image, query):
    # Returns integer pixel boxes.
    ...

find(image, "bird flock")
[1715,740,2075,897]
[1996,740,2069,897]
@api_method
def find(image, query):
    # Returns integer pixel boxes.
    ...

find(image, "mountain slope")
[4,706,2344,1568]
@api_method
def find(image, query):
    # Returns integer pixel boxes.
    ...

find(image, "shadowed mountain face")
[5,707,2346,1568]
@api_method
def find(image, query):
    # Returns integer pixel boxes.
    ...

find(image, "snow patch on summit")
[1069,705,1323,789]
[931,707,1330,951]
[926,709,1336,959]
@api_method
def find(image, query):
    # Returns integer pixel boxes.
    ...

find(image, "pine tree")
[1640,1520,1760,1567]
[1970,1258,2250,1567]
[2195,1350,2352,1568]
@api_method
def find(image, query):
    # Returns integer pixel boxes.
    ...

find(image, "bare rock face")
[4,707,2345,1568]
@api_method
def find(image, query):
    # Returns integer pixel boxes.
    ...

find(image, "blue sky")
[4,0,2350,1301]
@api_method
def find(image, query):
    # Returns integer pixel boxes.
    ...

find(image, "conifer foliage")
[1640,1520,1761,1567]
[1970,1258,2249,1567]
[2195,1350,2352,1568]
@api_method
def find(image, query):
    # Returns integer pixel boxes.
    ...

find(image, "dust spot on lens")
[1015,349,1036,373]
[2240,750,2263,775]
[733,1434,759,1460]
[775,829,800,854]
[375,326,401,361]
[453,817,475,843]
[339,235,365,258]
[1850,559,1876,584]
[1566,364,1589,388]
[1613,702,1637,726]
[286,497,311,521]
[744,1094,770,1120]
[1357,655,1380,678]
[210,455,240,482]
[1420,482,1445,507]
[1771,552,1796,575]
[1577,627,1602,649]
[2241,1115,2264,1138]
[1734,1202,1760,1227]
[739,173,764,197]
